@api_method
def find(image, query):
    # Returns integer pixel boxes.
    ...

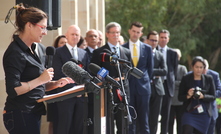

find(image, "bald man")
[85,29,99,61]
[84,29,99,134]
[52,25,89,134]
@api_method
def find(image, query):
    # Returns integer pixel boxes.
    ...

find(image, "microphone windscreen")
[100,53,111,62]
[62,61,89,84]
[46,46,56,55]
[88,63,101,76]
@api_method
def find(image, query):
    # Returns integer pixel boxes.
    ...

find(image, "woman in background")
[178,56,215,134]
[77,36,87,49]
[53,35,67,48]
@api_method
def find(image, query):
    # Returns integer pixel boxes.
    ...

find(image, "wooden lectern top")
[37,85,85,103]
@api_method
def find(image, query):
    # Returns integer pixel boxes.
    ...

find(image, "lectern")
[37,84,106,134]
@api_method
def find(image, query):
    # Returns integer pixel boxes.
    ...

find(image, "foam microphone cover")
[45,46,56,68]
[46,46,56,55]
[62,61,90,84]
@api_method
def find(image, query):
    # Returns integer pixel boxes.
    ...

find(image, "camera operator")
[178,56,216,134]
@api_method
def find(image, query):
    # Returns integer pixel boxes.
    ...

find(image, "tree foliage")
[106,0,221,73]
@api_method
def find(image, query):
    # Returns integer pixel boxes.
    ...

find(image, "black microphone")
[100,52,130,64]
[88,63,121,87]
[62,61,101,93]
[70,58,84,68]
[122,63,144,79]
[46,46,56,68]
[70,58,101,83]
[103,49,113,54]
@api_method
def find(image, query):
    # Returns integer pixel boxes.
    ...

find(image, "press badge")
[197,104,204,113]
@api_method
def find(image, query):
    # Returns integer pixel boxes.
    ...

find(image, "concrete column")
[89,0,98,30]
[61,0,78,34]
[98,0,105,44]
[78,0,89,37]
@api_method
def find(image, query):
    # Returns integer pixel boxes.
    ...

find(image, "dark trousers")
[160,82,172,134]
[216,113,221,134]
[149,84,163,134]
[129,91,151,134]
[3,110,41,134]
[55,97,84,134]
[168,105,183,134]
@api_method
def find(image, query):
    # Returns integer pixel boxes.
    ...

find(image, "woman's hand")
[187,88,194,99]
[56,77,75,88]
[199,92,204,99]
[39,68,54,84]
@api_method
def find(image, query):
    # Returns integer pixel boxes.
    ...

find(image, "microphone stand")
[114,60,132,133]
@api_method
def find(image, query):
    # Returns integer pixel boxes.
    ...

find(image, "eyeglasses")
[33,23,47,33]
[108,31,120,34]
[149,39,158,42]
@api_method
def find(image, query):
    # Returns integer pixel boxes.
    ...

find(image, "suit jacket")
[90,43,131,101]
[85,47,93,63]
[207,69,221,119]
[152,50,167,95]
[178,73,216,116]
[172,64,187,105]
[157,46,178,97]
[53,45,89,93]
[123,42,153,95]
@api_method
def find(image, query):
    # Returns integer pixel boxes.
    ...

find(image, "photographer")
[178,56,216,134]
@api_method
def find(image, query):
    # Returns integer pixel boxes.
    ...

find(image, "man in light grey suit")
[146,31,167,134]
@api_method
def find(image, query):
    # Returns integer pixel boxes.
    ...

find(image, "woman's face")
[30,18,47,43]
[193,61,205,77]
[58,37,67,48]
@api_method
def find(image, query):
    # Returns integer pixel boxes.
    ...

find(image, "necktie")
[160,48,163,53]
[133,44,138,67]
[72,48,78,60]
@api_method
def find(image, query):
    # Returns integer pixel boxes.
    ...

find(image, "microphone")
[62,61,101,93]
[70,58,84,68]
[103,49,113,54]
[70,58,101,83]
[100,52,130,64]
[88,63,121,88]
[122,63,144,79]
[62,61,90,84]
[46,46,56,68]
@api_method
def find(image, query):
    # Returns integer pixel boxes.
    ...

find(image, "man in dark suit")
[90,22,131,134]
[84,29,99,134]
[204,59,221,134]
[52,25,89,134]
[157,29,178,134]
[123,22,153,134]
[146,31,167,134]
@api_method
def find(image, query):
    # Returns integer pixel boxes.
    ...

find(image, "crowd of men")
[48,21,221,134]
